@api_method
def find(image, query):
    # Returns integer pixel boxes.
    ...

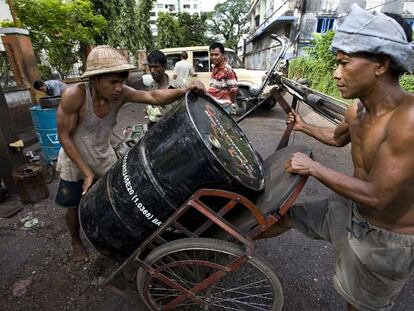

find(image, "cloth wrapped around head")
[330,3,414,73]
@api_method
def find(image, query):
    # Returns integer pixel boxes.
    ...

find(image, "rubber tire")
[262,97,276,110]
[137,237,284,311]
[237,87,251,102]
[236,87,251,115]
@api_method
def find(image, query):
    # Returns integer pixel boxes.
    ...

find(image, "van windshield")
[225,52,245,69]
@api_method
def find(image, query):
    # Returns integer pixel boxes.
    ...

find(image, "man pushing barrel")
[259,5,414,310]
[55,46,204,263]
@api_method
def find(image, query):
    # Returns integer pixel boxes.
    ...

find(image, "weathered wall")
[245,0,414,69]
[4,87,35,140]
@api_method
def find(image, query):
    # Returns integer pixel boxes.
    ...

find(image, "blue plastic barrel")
[29,105,61,163]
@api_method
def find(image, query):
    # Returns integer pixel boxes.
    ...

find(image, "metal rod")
[257,35,289,97]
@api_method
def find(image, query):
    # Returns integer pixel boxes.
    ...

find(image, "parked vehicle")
[161,46,276,114]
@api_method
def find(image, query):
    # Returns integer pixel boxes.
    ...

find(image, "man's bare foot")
[72,242,89,264]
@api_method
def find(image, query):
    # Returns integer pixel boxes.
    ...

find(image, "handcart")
[105,146,311,311]
[84,35,347,311]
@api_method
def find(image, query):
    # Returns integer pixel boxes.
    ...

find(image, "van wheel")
[235,88,251,115]
[237,87,251,101]
[262,97,276,110]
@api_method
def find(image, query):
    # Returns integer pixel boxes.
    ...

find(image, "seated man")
[258,5,414,311]
[143,50,186,126]
[34,79,67,96]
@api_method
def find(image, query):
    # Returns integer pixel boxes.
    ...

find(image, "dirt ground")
[0,103,148,311]
[1,102,413,311]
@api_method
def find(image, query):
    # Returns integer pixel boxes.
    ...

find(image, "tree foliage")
[289,31,341,99]
[157,13,181,48]
[289,31,414,99]
[136,0,156,51]
[89,0,121,43]
[207,0,250,50]
[155,12,208,49]
[400,74,414,93]
[90,0,142,54]
[176,12,208,47]
[111,0,141,53]
[14,0,106,78]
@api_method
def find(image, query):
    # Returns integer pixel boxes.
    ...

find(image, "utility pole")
[7,0,19,26]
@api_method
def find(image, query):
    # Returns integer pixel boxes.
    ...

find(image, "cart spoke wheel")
[137,238,283,311]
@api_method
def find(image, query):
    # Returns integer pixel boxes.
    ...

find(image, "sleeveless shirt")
[56,82,118,182]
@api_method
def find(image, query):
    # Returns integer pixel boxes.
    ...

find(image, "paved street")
[238,104,414,311]
[1,99,413,310]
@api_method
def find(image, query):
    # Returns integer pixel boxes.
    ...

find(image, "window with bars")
[316,17,335,33]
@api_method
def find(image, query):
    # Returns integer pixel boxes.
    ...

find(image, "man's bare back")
[347,95,414,233]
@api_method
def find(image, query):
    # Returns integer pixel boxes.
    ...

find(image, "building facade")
[244,0,414,70]
[0,0,13,22]
[149,0,202,36]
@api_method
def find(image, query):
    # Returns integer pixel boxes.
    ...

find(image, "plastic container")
[29,105,61,164]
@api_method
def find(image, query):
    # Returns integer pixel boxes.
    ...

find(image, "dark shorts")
[55,179,83,208]
[289,194,414,311]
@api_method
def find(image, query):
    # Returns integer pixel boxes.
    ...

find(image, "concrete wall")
[245,26,287,70]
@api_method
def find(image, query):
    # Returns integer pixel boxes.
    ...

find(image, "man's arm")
[226,70,238,104]
[122,82,204,106]
[287,103,355,147]
[57,86,95,193]
[190,65,197,77]
[286,115,414,210]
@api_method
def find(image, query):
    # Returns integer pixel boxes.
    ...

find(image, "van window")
[193,51,209,72]
[225,51,245,69]
[165,53,181,70]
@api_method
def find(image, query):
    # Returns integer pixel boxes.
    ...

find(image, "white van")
[161,46,275,112]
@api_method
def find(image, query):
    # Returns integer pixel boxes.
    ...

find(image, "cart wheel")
[137,238,283,310]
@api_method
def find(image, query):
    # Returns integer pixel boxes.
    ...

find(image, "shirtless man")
[55,46,204,263]
[258,5,414,310]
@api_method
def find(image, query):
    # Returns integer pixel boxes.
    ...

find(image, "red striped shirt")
[207,62,238,107]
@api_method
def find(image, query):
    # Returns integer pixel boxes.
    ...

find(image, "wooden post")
[0,28,42,102]
[6,0,18,26]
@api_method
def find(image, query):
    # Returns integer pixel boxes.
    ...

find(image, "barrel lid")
[186,92,265,191]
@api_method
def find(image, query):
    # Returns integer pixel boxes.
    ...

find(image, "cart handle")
[192,189,268,228]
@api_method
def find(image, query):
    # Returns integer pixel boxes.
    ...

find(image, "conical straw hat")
[81,45,136,78]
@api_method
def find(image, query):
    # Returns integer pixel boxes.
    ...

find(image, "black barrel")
[79,92,265,259]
